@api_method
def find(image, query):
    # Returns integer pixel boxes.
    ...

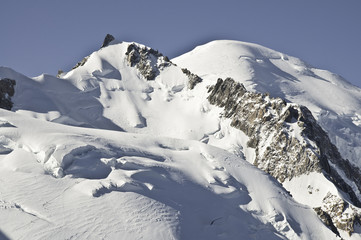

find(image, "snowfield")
[1,37,361,239]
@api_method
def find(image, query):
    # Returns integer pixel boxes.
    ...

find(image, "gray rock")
[125,43,171,81]
[0,78,16,110]
[320,193,361,236]
[181,68,202,89]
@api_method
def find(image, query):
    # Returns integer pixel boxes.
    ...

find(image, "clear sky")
[1,0,361,87]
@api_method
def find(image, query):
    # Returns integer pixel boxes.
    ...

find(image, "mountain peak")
[100,33,115,48]
[1,37,361,239]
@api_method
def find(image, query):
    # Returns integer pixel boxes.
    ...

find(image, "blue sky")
[1,0,361,87]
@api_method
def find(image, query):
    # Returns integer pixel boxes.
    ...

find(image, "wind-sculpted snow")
[0,110,337,239]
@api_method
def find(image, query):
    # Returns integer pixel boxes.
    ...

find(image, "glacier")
[0,35,361,239]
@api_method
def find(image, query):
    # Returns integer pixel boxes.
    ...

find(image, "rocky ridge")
[207,77,361,235]
[71,56,90,71]
[125,43,171,80]
[124,42,202,88]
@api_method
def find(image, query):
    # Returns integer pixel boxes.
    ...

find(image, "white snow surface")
[0,39,360,239]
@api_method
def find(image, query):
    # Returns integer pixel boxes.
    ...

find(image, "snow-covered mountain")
[0,35,360,239]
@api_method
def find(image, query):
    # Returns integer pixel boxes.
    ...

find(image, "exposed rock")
[207,77,361,234]
[101,34,115,48]
[321,193,361,235]
[314,207,340,236]
[72,56,89,70]
[57,70,64,78]
[0,78,16,110]
[125,43,172,80]
[181,68,202,89]
[208,78,323,180]
[125,44,203,88]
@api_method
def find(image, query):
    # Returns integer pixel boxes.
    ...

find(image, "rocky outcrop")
[208,78,325,180]
[72,56,89,70]
[125,43,171,80]
[181,68,202,89]
[124,43,202,88]
[0,78,16,110]
[101,34,115,48]
[207,77,361,234]
[317,193,361,235]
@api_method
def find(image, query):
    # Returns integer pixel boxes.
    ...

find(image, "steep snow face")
[0,109,337,240]
[173,40,361,168]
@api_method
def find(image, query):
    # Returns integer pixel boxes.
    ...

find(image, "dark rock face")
[181,68,202,89]
[0,78,16,110]
[125,43,171,80]
[101,34,115,48]
[208,77,361,234]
